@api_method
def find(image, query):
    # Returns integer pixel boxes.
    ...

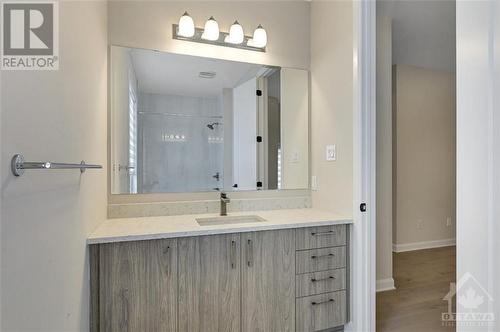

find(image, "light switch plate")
[326,145,336,161]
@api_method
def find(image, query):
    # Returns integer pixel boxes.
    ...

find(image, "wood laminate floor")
[377,246,456,332]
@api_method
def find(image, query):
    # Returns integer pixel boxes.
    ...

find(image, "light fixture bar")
[172,24,266,53]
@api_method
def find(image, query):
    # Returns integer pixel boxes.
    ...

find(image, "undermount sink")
[196,215,266,226]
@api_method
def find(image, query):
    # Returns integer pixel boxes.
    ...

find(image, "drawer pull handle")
[311,276,335,282]
[311,230,335,236]
[247,239,253,267]
[311,299,335,306]
[311,253,335,259]
[230,240,236,269]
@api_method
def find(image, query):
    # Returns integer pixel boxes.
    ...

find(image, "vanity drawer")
[296,246,346,274]
[296,268,346,298]
[296,290,347,332]
[296,225,346,250]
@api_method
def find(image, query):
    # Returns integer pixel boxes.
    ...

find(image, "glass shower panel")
[138,111,224,193]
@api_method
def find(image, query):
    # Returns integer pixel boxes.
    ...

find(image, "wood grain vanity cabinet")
[178,234,241,332]
[241,229,295,332]
[90,225,350,332]
[95,238,178,332]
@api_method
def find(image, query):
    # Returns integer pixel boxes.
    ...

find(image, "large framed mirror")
[110,45,309,194]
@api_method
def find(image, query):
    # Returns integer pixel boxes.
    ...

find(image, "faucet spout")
[220,192,230,216]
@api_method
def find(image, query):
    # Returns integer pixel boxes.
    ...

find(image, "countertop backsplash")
[108,195,312,219]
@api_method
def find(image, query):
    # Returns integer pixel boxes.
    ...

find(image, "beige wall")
[108,1,310,70]
[376,17,394,288]
[393,65,456,246]
[107,0,311,203]
[310,0,353,216]
[0,1,107,330]
[281,68,309,189]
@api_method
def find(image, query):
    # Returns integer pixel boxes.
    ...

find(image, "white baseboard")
[392,238,456,253]
[376,278,396,292]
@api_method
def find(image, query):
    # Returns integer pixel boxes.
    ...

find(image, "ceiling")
[130,49,267,97]
[377,0,456,72]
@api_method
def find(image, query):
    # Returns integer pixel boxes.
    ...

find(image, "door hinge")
[256,89,262,96]
[360,203,367,212]
[256,136,262,143]
[256,181,262,188]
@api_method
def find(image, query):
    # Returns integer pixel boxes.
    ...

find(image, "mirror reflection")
[111,46,309,194]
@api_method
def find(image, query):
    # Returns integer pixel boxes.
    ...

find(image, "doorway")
[375,1,456,331]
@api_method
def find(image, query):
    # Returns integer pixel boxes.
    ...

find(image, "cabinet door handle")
[311,230,335,236]
[247,239,253,267]
[311,253,335,259]
[230,240,236,269]
[311,299,335,306]
[311,276,335,282]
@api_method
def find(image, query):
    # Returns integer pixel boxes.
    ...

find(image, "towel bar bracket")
[11,154,102,177]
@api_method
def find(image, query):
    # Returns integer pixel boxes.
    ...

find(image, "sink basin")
[196,215,266,226]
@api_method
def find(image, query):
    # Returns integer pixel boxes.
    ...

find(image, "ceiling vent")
[199,71,216,79]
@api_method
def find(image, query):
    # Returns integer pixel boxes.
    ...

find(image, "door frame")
[349,0,377,331]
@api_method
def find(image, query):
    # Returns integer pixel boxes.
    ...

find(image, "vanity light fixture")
[172,12,266,52]
[225,21,244,44]
[201,16,220,41]
[177,11,195,37]
[248,24,267,48]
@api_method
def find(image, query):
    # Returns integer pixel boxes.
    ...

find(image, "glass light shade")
[248,24,267,48]
[178,12,195,38]
[201,16,220,41]
[225,21,244,44]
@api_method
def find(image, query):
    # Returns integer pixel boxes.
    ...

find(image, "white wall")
[457,1,500,330]
[310,1,353,216]
[392,65,456,249]
[376,16,394,291]
[0,1,107,330]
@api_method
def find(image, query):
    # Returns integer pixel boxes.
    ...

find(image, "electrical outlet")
[446,217,452,227]
[417,219,423,230]
[311,175,318,191]
[326,145,336,161]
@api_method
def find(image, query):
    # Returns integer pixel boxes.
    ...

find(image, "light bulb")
[248,24,267,48]
[225,20,244,44]
[201,16,220,41]
[178,12,195,38]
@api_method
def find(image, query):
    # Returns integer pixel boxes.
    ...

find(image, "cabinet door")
[178,234,241,332]
[99,239,177,332]
[241,229,296,332]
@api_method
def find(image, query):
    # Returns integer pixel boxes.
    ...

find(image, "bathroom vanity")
[88,210,352,332]
[100,42,352,332]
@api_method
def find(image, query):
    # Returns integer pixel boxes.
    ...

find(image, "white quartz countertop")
[88,209,353,244]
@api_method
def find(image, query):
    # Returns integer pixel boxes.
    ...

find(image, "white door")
[232,78,257,191]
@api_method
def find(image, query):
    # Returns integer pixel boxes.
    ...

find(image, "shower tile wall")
[137,93,224,193]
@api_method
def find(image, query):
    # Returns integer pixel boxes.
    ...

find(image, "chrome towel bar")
[11,154,102,177]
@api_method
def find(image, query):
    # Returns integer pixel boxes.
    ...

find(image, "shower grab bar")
[11,154,102,177]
